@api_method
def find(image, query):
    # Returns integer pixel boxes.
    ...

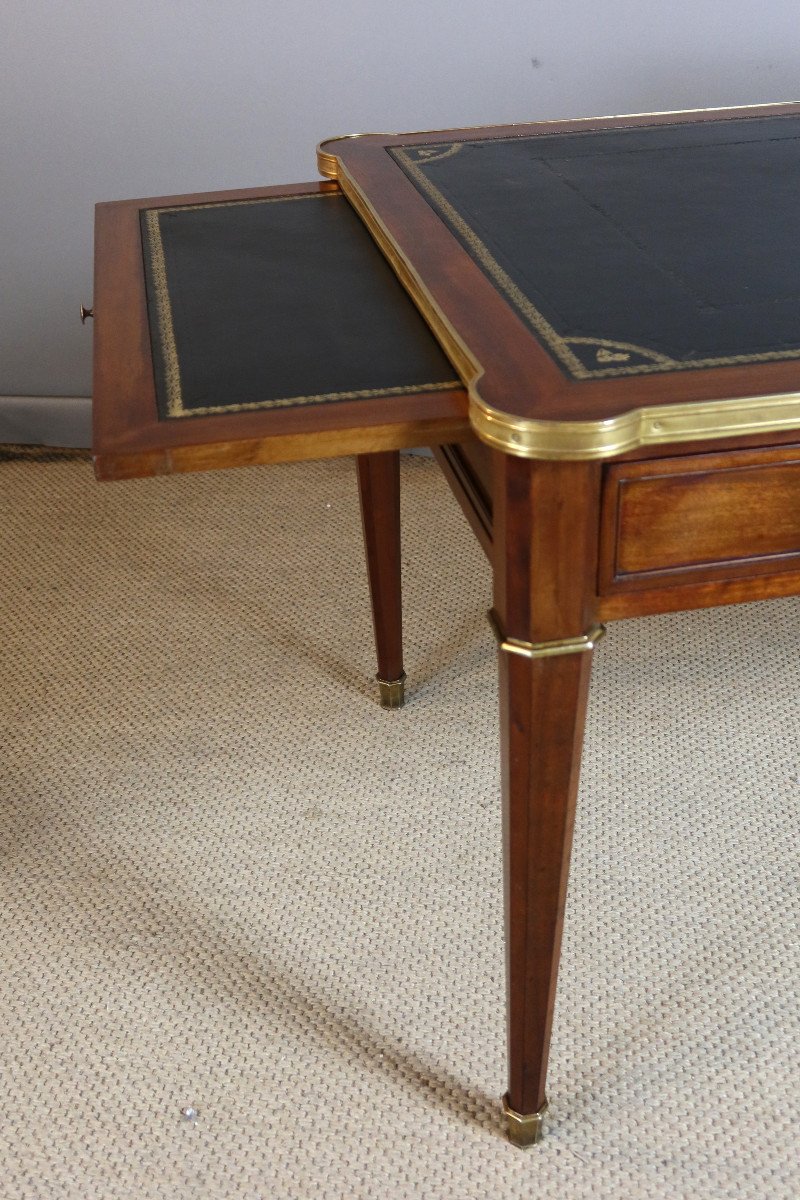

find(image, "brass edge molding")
[488,610,605,659]
[317,102,800,178]
[471,390,800,460]
[317,134,369,179]
[318,131,418,178]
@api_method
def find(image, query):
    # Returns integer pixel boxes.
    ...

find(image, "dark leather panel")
[391,116,800,380]
[140,192,458,420]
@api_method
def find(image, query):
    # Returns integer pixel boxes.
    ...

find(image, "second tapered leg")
[356,451,405,707]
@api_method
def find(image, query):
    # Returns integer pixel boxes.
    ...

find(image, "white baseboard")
[0,396,92,448]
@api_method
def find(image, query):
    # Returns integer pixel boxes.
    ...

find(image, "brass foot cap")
[377,673,406,709]
[502,1094,548,1147]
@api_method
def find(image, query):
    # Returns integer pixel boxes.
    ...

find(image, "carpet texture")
[0,452,797,1199]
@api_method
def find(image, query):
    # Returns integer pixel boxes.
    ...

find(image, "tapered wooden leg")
[492,454,603,1145]
[356,451,405,707]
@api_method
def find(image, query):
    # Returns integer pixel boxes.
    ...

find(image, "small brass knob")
[80,304,94,324]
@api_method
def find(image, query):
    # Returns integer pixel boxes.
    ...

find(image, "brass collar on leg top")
[489,610,605,660]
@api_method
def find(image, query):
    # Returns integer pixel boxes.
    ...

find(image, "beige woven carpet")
[1,451,797,1199]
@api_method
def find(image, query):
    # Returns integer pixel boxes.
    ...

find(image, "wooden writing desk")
[92,103,800,1145]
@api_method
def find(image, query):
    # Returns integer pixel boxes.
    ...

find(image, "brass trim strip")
[502,1094,549,1148]
[488,610,605,659]
[471,390,800,460]
[317,101,799,178]
[317,134,374,180]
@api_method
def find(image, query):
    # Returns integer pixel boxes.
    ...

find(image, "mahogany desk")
[92,103,800,1145]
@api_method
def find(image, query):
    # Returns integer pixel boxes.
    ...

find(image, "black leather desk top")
[140,192,458,420]
[391,115,800,381]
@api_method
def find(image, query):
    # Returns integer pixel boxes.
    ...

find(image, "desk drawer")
[600,445,800,591]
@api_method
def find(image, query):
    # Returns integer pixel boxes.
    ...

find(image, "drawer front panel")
[600,445,800,590]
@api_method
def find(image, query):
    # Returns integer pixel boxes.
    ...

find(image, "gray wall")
[1,0,798,404]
